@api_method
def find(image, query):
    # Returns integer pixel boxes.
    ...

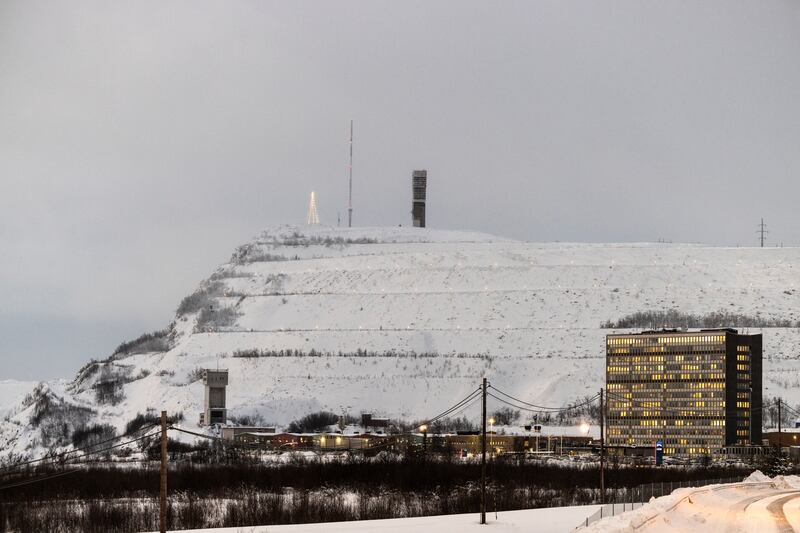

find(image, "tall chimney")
[412,170,427,228]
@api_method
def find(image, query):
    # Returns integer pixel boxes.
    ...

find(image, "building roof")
[616,328,739,336]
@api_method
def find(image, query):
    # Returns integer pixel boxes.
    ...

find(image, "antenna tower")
[348,119,353,227]
[756,218,768,248]
[307,191,320,225]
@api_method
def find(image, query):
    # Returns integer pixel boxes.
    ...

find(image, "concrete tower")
[202,369,228,426]
[412,170,427,228]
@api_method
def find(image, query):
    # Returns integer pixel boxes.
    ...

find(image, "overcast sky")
[1,1,799,380]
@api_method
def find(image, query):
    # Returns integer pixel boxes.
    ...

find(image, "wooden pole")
[160,410,168,533]
[481,377,487,525]
[600,388,605,504]
[778,399,782,449]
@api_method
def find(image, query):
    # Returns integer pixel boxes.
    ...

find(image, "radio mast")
[757,218,768,248]
[348,120,353,227]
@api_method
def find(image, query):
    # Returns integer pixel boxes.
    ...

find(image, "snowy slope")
[583,471,800,532]
[2,225,799,458]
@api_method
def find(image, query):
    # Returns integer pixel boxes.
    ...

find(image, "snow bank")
[582,471,800,532]
[744,470,771,483]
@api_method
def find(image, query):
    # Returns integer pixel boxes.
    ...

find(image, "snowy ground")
[146,505,603,533]
[582,471,800,532]
[147,473,800,533]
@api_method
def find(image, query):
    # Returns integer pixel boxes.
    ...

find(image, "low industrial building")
[361,413,390,431]
[233,432,315,450]
[442,432,594,456]
[762,429,800,448]
[221,426,276,442]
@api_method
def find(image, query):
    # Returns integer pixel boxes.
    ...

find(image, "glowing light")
[306,191,320,225]
[580,423,590,435]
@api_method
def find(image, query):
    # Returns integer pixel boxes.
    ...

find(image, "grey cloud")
[1,0,798,378]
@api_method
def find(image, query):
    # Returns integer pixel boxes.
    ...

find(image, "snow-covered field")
[138,473,800,533]
[144,505,603,533]
[583,471,800,532]
[2,225,799,458]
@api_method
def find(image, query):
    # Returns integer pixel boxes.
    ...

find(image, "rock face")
[2,225,799,458]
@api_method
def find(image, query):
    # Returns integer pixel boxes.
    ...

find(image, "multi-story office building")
[606,329,761,456]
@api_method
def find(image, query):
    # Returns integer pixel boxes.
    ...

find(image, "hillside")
[2,225,799,458]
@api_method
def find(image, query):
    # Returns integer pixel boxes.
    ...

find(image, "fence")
[574,476,745,530]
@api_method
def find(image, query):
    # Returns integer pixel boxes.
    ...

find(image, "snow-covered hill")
[0,380,36,418]
[2,225,799,458]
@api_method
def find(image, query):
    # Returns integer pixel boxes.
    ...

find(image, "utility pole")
[160,410,168,533]
[662,386,667,459]
[600,388,605,504]
[778,398,782,449]
[757,218,768,248]
[348,119,353,227]
[481,377,487,525]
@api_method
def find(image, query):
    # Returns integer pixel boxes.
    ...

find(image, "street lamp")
[488,418,496,454]
[419,425,428,456]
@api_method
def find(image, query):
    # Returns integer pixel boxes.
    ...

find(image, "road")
[639,485,800,533]
[733,490,800,533]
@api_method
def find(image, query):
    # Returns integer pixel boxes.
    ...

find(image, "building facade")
[606,329,762,456]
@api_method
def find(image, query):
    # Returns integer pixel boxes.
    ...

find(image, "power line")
[778,402,800,419]
[488,392,549,414]
[429,393,482,423]
[51,431,160,468]
[489,385,599,411]
[170,426,220,442]
[0,423,159,474]
[169,426,285,458]
[487,392,599,415]
[418,388,483,428]
[0,469,80,491]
